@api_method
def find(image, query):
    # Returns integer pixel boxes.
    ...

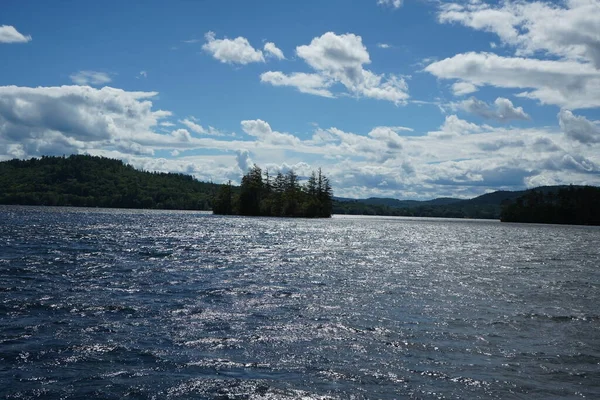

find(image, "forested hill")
[500,186,600,225]
[333,185,596,220]
[0,155,220,209]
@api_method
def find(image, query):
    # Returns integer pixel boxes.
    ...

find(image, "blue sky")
[1,0,599,199]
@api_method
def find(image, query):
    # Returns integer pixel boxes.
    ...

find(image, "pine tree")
[238,164,263,216]
[213,180,234,215]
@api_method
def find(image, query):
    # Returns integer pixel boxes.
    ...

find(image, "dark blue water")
[1,206,599,399]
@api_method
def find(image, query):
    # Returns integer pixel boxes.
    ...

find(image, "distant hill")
[333,186,590,220]
[0,155,220,210]
[353,197,462,208]
[460,186,572,206]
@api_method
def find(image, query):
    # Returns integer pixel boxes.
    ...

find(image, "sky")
[1,0,600,199]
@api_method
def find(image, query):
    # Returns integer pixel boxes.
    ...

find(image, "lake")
[1,206,599,399]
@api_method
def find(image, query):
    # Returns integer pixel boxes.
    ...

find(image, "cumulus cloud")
[367,126,407,149]
[263,32,409,104]
[70,71,112,86]
[428,115,483,137]
[260,71,334,97]
[236,149,252,171]
[425,52,600,109]
[0,25,31,43]
[438,0,600,67]
[377,0,403,9]
[2,85,599,198]
[241,119,301,147]
[559,109,600,144]
[202,31,265,65]
[171,129,192,142]
[0,85,169,158]
[452,97,530,122]
[542,152,599,173]
[264,42,285,60]
[451,81,478,96]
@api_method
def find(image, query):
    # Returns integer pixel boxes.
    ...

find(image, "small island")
[213,164,333,218]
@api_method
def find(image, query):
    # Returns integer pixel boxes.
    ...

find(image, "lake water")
[1,206,599,399]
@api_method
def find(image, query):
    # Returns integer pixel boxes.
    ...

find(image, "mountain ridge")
[333,185,586,219]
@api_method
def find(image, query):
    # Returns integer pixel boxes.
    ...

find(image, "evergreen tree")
[213,180,234,215]
[212,165,333,218]
[238,164,264,216]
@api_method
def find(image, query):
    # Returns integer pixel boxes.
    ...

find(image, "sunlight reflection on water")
[1,206,599,399]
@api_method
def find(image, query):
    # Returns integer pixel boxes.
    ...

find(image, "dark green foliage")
[354,197,462,208]
[333,185,599,221]
[500,186,600,225]
[0,155,220,210]
[212,164,333,218]
[332,200,498,219]
[212,181,234,215]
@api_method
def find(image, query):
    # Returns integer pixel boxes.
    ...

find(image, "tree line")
[500,186,600,225]
[213,164,333,218]
[0,155,219,210]
[333,201,501,219]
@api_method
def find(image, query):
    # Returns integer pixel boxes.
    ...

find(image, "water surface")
[1,206,599,399]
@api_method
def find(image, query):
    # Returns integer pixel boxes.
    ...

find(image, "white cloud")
[452,97,530,122]
[377,43,391,49]
[438,0,600,67]
[241,119,301,147]
[377,0,403,9]
[0,85,168,157]
[236,149,252,171]
[202,31,265,65]
[559,109,600,144]
[367,126,405,149]
[260,71,334,98]
[2,85,599,198]
[425,52,600,109]
[0,25,31,43]
[180,118,206,134]
[139,71,147,78]
[179,117,228,137]
[70,71,112,86]
[171,129,192,142]
[264,42,285,60]
[428,115,483,137]
[451,81,478,96]
[296,32,370,77]
[264,32,409,104]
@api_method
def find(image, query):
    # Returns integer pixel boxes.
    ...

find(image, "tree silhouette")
[213,165,333,218]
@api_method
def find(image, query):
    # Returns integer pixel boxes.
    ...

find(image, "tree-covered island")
[213,164,333,218]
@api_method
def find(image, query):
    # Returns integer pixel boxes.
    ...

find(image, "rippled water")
[1,206,599,399]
